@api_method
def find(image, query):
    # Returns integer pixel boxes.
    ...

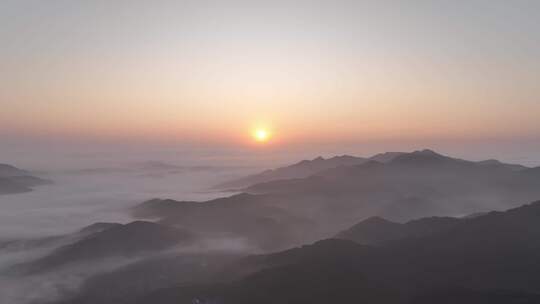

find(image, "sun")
[252,128,270,142]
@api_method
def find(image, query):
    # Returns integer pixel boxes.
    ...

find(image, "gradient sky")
[1,1,539,157]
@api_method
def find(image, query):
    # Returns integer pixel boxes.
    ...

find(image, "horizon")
[3,143,539,172]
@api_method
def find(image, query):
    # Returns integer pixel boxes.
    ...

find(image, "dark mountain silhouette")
[0,177,32,194]
[15,221,193,274]
[132,194,318,251]
[130,200,540,304]
[132,150,540,252]
[476,159,527,171]
[410,288,540,304]
[0,163,29,177]
[335,215,461,245]
[523,166,540,177]
[0,163,52,194]
[389,149,465,165]
[243,149,540,221]
[369,151,406,163]
[215,150,528,191]
[77,222,123,236]
[214,155,369,189]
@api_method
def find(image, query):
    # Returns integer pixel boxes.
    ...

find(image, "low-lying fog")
[1,143,539,304]
[0,153,260,304]
[0,160,252,239]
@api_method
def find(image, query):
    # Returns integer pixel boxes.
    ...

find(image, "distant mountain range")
[0,163,52,194]
[134,150,540,251]
[215,149,528,190]
[215,155,370,189]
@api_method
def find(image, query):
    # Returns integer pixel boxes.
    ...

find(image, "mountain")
[132,200,540,304]
[132,194,318,251]
[15,221,193,274]
[243,149,540,221]
[0,177,32,194]
[0,163,29,177]
[476,159,527,171]
[38,150,540,304]
[56,253,244,304]
[215,150,529,191]
[0,175,51,195]
[389,149,466,165]
[523,166,540,177]
[133,150,540,252]
[214,155,369,189]
[335,215,461,245]
[369,151,406,163]
[77,222,123,236]
[0,163,52,194]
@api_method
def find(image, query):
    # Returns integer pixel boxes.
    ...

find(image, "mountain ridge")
[216,149,530,191]
[132,199,540,304]
[0,163,52,194]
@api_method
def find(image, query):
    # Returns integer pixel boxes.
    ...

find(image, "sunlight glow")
[253,128,270,143]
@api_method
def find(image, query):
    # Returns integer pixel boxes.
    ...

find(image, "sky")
[1,0,540,164]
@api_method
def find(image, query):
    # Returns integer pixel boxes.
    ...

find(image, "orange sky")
[1,1,540,148]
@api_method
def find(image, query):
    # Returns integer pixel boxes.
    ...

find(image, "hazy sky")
[1,0,539,156]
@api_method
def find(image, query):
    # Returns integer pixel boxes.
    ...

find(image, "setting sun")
[253,128,270,143]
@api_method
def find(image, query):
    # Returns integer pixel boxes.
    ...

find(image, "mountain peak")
[361,216,395,225]
[0,163,29,178]
[369,152,406,163]
[478,159,501,165]
[330,155,356,161]
[413,149,442,156]
[390,149,453,165]
[78,222,122,235]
